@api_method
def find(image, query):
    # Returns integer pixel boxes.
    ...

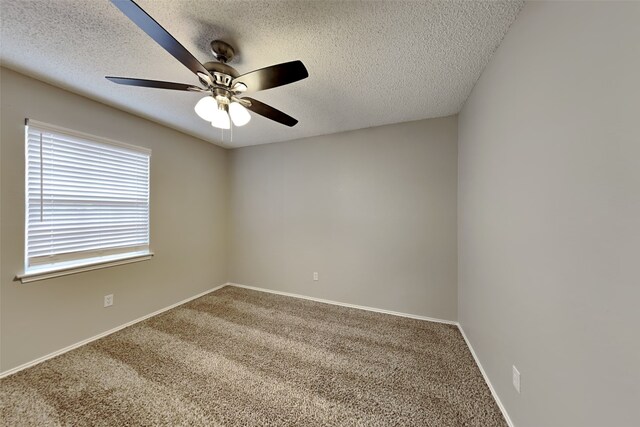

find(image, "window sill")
[15,251,154,284]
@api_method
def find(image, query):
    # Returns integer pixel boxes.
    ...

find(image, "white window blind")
[25,119,151,273]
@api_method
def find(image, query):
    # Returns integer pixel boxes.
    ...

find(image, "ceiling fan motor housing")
[210,40,235,63]
[203,60,239,81]
[212,72,233,87]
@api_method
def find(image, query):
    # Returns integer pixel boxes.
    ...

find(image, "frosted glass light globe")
[194,96,217,121]
[211,105,231,129]
[229,102,251,126]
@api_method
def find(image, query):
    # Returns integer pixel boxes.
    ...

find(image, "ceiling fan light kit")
[106,0,308,131]
[194,93,247,129]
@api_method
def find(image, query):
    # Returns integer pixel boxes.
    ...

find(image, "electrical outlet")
[512,365,521,393]
[313,272,319,281]
[104,294,113,307]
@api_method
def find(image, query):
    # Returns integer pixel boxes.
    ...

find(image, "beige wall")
[229,117,458,321]
[0,68,229,372]
[0,69,457,373]
[458,2,640,426]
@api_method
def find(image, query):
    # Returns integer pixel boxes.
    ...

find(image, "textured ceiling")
[0,0,522,148]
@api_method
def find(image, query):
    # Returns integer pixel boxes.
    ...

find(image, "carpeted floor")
[1,286,507,426]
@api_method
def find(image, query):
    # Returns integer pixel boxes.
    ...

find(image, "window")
[20,119,151,282]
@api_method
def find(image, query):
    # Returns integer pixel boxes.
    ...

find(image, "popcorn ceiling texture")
[0,1,522,147]
[0,286,507,426]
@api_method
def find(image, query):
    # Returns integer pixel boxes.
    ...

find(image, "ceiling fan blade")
[106,77,205,92]
[110,0,214,83]
[232,60,308,93]
[243,97,298,127]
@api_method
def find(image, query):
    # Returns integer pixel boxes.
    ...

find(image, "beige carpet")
[1,286,507,426]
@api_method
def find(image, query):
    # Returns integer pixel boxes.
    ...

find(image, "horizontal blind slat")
[28,201,147,208]
[28,212,147,220]
[28,164,148,183]
[27,138,150,161]
[28,176,148,192]
[28,146,149,171]
[29,188,149,199]
[32,158,149,179]
[28,131,149,160]
[30,185,148,197]
[28,229,148,246]
[28,235,149,252]
[28,234,149,256]
[28,234,149,251]
[28,220,148,231]
[29,240,149,257]
[27,138,149,165]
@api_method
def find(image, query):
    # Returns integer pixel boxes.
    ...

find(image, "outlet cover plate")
[512,365,520,393]
[104,294,113,307]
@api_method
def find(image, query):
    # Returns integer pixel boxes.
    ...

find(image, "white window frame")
[16,119,153,283]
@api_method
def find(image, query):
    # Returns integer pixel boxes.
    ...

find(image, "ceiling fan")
[106,0,308,129]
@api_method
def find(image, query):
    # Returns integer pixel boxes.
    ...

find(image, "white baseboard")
[0,283,229,379]
[227,282,457,325]
[457,324,514,427]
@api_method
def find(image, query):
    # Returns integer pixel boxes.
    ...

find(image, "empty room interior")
[0,1,638,426]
